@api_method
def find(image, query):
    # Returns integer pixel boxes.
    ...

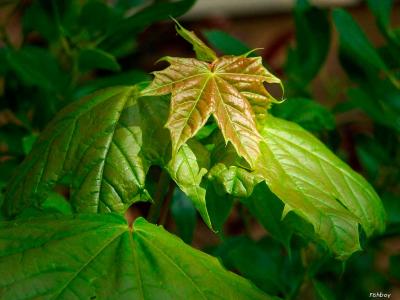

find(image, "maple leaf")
[142,55,279,167]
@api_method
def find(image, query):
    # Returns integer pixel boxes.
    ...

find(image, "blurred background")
[0,0,399,299]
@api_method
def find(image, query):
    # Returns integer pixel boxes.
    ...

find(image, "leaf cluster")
[0,1,396,299]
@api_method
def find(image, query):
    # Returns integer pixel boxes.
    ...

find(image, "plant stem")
[147,170,170,223]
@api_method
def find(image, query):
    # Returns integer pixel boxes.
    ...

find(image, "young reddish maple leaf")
[142,55,280,167]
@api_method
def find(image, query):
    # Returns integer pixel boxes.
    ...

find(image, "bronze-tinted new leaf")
[142,56,280,167]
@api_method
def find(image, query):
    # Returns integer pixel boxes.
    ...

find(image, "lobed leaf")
[0,214,272,299]
[4,87,170,216]
[256,115,386,259]
[142,54,281,167]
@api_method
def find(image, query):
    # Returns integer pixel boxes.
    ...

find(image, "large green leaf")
[0,214,272,299]
[256,115,386,259]
[4,87,170,217]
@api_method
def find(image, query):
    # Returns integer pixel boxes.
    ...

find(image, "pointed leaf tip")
[173,18,217,62]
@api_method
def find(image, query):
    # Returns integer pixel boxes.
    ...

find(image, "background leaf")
[271,98,335,131]
[285,0,330,90]
[5,46,68,92]
[333,8,391,76]
[203,30,252,56]
[171,188,196,244]
[242,182,293,250]
[78,48,121,72]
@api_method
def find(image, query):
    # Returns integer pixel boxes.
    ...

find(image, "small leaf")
[78,48,121,72]
[166,141,211,228]
[209,163,262,198]
[143,54,281,167]
[208,133,262,198]
[256,115,386,259]
[174,19,217,62]
[0,214,272,299]
[4,87,170,216]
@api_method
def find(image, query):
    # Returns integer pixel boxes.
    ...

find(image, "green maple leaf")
[142,24,280,167]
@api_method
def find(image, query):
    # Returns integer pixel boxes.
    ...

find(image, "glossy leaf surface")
[142,55,280,167]
[4,87,170,216]
[0,214,271,300]
[257,116,386,259]
[166,142,210,228]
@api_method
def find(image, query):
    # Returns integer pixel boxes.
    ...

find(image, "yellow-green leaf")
[256,115,386,259]
[174,19,217,62]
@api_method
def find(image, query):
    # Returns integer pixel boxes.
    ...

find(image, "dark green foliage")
[0,0,398,299]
